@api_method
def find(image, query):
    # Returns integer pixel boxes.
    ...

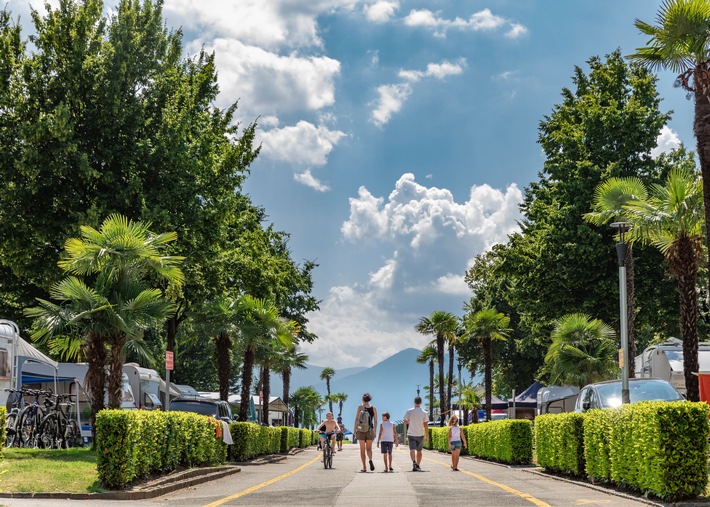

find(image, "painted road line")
[202,454,321,507]
[395,446,552,507]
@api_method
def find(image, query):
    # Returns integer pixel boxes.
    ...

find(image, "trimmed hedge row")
[466,419,532,465]
[96,410,227,489]
[228,422,316,462]
[537,401,709,501]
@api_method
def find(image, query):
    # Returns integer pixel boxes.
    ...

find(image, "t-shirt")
[449,426,461,442]
[404,406,428,437]
[380,420,395,442]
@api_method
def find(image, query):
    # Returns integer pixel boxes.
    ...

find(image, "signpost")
[165,351,174,410]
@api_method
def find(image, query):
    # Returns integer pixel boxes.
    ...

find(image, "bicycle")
[17,388,52,448]
[38,393,81,449]
[4,388,24,447]
[321,432,336,469]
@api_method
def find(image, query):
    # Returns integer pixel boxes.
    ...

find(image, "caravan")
[635,338,710,395]
[123,363,181,410]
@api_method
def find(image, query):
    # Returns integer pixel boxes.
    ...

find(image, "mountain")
[271,347,475,431]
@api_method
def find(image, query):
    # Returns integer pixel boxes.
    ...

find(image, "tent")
[508,382,542,420]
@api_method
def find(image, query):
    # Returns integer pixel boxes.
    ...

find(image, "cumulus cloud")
[294,170,330,192]
[651,125,682,158]
[258,120,346,166]
[207,38,340,114]
[365,1,400,23]
[371,60,465,125]
[404,8,526,38]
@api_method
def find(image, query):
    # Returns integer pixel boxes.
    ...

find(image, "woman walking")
[354,393,377,472]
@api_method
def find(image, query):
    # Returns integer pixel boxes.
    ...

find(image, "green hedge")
[583,409,613,482]
[96,410,227,489]
[466,419,532,465]
[281,426,300,452]
[607,401,708,501]
[229,422,262,461]
[535,412,585,475]
[430,427,449,452]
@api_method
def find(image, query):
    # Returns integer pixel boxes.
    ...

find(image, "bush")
[534,412,584,475]
[584,409,613,482]
[467,419,532,465]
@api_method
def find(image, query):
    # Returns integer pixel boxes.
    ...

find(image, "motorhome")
[635,338,710,395]
[123,363,181,410]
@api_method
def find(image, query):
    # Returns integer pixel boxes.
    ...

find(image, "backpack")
[356,405,371,433]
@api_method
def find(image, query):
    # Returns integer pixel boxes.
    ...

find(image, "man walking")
[403,396,429,471]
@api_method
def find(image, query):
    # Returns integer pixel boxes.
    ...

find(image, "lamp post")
[416,384,420,397]
[457,356,463,421]
[611,221,631,404]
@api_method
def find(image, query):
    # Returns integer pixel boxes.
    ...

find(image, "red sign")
[165,351,174,371]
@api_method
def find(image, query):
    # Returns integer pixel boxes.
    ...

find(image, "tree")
[459,384,483,425]
[416,345,437,420]
[416,312,458,419]
[319,367,336,413]
[290,386,321,429]
[462,308,511,422]
[629,0,710,307]
[25,214,182,438]
[543,313,618,387]
[333,392,348,419]
[623,168,705,401]
[275,346,308,412]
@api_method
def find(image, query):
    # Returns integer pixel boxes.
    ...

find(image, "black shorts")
[336,433,344,441]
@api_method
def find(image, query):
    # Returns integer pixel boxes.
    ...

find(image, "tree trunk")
[626,250,636,378]
[216,331,232,401]
[85,332,107,445]
[294,404,300,428]
[437,334,446,420]
[675,237,701,402]
[239,347,255,421]
[262,366,271,425]
[484,337,492,422]
[447,343,454,415]
[428,360,434,421]
[107,334,125,409]
[693,69,710,332]
[326,379,332,413]
[282,367,291,424]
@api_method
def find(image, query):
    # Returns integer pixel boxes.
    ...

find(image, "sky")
[6,0,694,369]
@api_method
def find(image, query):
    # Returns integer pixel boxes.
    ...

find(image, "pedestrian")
[376,411,398,472]
[336,413,345,450]
[403,396,429,471]
[448,415,467,471]
[354,392,377,472]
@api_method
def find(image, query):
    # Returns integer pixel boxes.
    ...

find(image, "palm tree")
[290,386,321,428]
[459,384,483,425]
[416,311,458,419]
[462,308,511,422]
[333,392,348,419]
[235,295,294,422]
[544,313,618,388]
[319,367,336,413]
[585,177,648,378]
[416,345,437,421]
[628,1,710,303]
[26,215,182,436]
[622,168,705,401]
[275,346,308,415]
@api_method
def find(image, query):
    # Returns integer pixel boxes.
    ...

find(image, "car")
[574,378,684,413]
[168,397,236,423]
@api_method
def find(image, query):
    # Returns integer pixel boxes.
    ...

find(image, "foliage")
[465,419,532,465]
[534,412,586,475]
[415,311,458,418]
[583,409,614,482]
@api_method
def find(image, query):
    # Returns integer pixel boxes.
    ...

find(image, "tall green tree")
[275,346,308,410]
[416,312,458,418]
[416,345,437,420]
[629,0,710,306]
[623,168,705,401]
[25,214,182,437]
[320,367,336,413]
[543,313,618,388]
[462,308,511,422]
[290,386,321,429]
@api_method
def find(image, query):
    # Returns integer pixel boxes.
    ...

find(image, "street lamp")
[416,384,420,397]
[611,221,631,404]
[457,356,463,423]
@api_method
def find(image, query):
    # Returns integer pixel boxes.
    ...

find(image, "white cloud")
[208,38,340,115]
[404,8,525,38]
[399,60,466,82]
[294,170,330,192]
[651,125,682,158]
[365,1,400,23]
[433,274,470,296]
[258,120,346,166]
[371,83,413,126]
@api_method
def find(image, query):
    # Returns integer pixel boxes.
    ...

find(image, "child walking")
[448,415,467,471]
[376,412,398,472]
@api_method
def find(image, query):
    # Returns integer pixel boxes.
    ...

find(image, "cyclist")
[317,412,340,454]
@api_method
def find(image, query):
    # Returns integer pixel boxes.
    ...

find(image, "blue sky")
[8,1,693,368]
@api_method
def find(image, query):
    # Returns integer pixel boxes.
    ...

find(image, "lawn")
[0,448,105,493]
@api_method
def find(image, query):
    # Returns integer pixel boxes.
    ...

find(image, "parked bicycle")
[38,393,81,449]
[4,388,24,447]
[17,388,53,448]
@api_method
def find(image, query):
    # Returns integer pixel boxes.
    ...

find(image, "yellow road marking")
[395,448,551,507]
[202,454,321,507]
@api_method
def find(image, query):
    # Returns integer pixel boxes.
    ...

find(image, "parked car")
[168,397,236,423]
[574,378,684,413]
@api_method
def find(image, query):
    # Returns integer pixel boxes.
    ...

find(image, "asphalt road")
[0,445,658,507]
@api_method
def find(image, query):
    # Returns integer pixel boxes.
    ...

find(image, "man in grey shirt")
[403,396,429,471]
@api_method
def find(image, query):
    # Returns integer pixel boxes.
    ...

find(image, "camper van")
[123,363,180,410]
[635,338,710,395]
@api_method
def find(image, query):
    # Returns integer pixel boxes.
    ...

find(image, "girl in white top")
[448,415,467,471]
